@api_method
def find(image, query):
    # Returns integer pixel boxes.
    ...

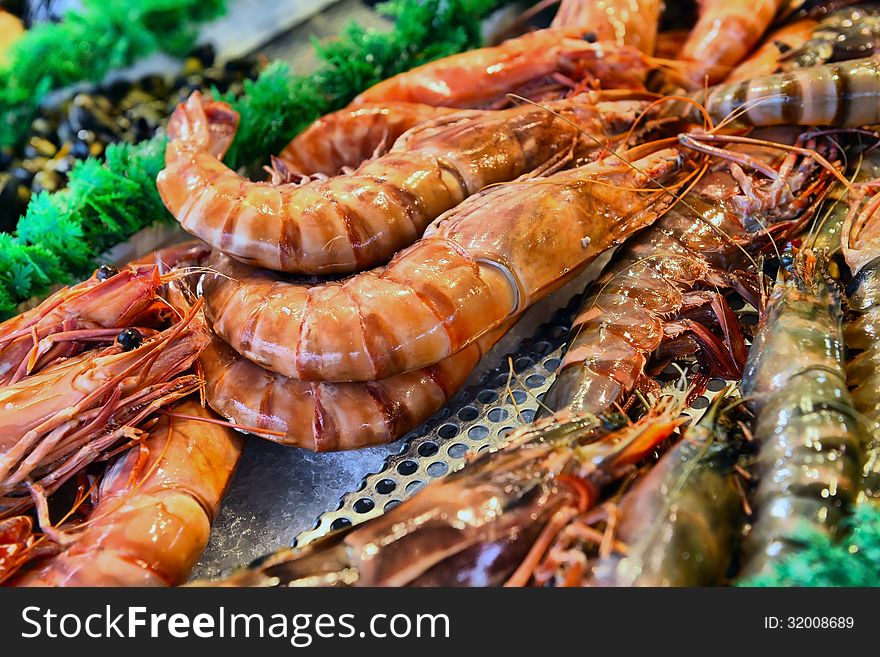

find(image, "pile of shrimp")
[153,0,880,457]
[7,0,880,588]
[176,0,880,587]
[0,246,247,586]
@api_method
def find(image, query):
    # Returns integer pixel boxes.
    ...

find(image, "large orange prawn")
[159,91,652,274]
[351,27,648,109]
[202,142,691,382]
[0,300,209,516]
[11,401,242,586]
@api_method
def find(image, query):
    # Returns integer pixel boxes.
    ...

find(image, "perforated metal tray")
[295,295,580,545]
[294,296,758,547]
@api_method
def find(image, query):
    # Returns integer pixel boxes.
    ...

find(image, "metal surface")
[295,296,758,548]
[296,295,579,546]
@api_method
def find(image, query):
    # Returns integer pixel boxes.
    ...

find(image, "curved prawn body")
[201,325,509,451]
[351,28,648,109]
[0,306,209,513]
[140,257,511,452]
[542,130,834,417]
[0,265,166,385]
[160,91,651,275]
[701,56,880,127]
[551,0,662,54]
[677,0,785,87]
[277,103,457,177]
[14,401,242,586]
[739,253,866,578]
[548,397,746,587]
[203,145,688,382]
[198,402,682,587]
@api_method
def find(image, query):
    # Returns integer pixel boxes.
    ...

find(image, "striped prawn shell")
[704,56,880,127]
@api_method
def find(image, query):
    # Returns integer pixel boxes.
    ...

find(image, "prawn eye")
[97,264,119,281]
[582,31,597,43]
[774,40,792,54]
[117,328,143,351]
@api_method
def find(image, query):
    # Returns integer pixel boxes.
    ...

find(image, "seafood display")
[0,260,242,585]
[6,0,880,588]
[207,401,684,587]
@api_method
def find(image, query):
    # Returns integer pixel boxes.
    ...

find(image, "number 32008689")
[764,617,854,629]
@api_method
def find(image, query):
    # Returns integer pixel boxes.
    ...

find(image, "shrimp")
[700,56,880,127]
[11,401,242,586]
[351,28,648,109]
[277,103,457,177]
[586,396,747,587]
[0,302,209,516]
[202,144,690,382]
[730,5,880,82]
[541,128,836,417]
[738,251,866,578]
[840,150,880,500]
[0,264,171,385]
[726,18,819,81]
[194,401,682,587]
[134,250,510,452]
[202,325,509,451]
[780,4,880,68]
[159,90,652,274]
[676,0,785,87]
[550,0,663,55]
